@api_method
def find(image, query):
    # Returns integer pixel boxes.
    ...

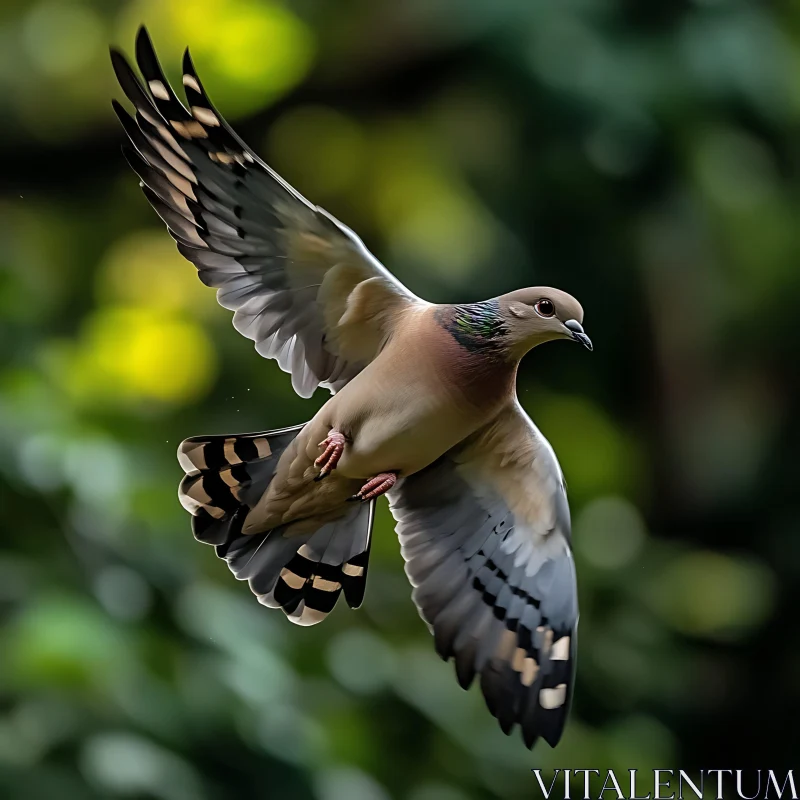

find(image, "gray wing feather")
[112,27,418,398]
[388,411,578,749]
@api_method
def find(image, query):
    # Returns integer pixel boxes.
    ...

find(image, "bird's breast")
[338,392,475,478]
[331,324,516,479]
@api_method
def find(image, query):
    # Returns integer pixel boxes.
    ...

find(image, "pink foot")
[350,472,397,502]
[315,430,346,479]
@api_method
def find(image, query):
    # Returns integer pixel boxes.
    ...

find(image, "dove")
[111,27,592,749]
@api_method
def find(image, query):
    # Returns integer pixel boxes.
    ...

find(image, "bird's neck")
[434,300,510,357]
[432,301,518,412]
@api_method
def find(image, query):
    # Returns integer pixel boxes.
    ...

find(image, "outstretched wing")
[388,402,578,748]
[111,27,422,398]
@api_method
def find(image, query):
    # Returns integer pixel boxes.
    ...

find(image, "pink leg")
[314,430,346,480]
[350,472,397,502]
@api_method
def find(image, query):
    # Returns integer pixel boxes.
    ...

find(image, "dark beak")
[564,319,593,351]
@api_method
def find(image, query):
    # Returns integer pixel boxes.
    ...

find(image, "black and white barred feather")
[179,425,372,625]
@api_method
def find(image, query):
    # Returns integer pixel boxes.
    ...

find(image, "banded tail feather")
[178,425,374,625]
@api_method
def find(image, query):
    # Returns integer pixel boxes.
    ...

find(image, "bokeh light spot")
[576,496,647,569]
[63,438,128,509]
[63,306,217,406]
[80,733,202,800]
[268,106,365,198]
[372,124,498,283]
[93,566,153,622]
[533,394,639,501]
[23,2,104,77]
[4,596,126,689]
[326,628,396,695]
[97,231,212,315]
[121,0,316,118]
[314,766,391,800]
[648,550,775,639]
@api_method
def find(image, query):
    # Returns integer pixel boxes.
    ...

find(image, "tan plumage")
[113,27,592,749]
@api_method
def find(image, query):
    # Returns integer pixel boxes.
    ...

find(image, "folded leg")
[350,472,397,502]
[315,430,347,480]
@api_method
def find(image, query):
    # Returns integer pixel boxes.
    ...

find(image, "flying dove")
[111,27,592,749]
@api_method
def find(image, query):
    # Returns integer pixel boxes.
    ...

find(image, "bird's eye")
[534,299,555,318]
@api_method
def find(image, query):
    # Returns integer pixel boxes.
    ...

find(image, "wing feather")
[388,402,578,749]
[112,26,424,398]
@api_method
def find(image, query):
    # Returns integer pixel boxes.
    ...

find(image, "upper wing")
[111,27,422,398]
[388,402,578,748]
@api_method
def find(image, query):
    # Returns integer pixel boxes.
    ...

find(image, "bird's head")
[498,287,592,358]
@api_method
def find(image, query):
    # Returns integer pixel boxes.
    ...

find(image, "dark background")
[0,0,797,797]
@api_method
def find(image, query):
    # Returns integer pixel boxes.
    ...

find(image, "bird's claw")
[314,430,346,479]
[349,472,397,502]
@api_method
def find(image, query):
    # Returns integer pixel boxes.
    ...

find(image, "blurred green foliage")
[1,0,798,798]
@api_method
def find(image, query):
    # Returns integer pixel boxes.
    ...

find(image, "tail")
[177,424,373,625]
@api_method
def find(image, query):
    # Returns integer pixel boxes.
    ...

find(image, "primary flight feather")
[111,26,592,749]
